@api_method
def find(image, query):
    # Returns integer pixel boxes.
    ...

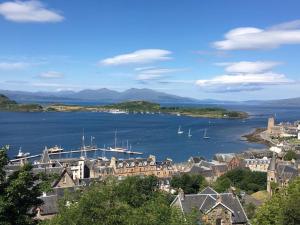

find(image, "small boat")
[15,147,30,159]
[47,145,64,153]
[203,128,210,139]
[178,126,184,134]
[109,109,127,114]
[188,129,192,138]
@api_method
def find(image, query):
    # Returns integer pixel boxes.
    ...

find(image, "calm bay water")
[1,105,300,162]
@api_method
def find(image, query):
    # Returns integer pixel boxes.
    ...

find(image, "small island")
[0,94,247,118]
[47,100,248,119]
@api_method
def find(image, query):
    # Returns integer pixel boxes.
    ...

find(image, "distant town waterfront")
[1,104,300,162]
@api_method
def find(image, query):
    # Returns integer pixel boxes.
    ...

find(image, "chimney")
[178,188,185,201]
[110,157,117,169]
[216,194,222,203]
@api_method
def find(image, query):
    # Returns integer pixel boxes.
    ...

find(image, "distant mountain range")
[0,88,202,104]
[0,88,299,106]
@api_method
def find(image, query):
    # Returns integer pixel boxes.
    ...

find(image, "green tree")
[244,202,256,219]
[213,177,231,193]
[170,173,207,194]
[283,150,297,161]
[214,168,267,194]
[43,176,198,225]
[252,178,300,225]
[0,146,43,225]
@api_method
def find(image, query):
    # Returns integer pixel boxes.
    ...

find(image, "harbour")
[2,104,300,162]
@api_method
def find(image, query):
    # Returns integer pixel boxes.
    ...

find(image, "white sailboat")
[203,128,210,139]
[188,129,192,138]
[177,126,184,134]
[109,129,127,152]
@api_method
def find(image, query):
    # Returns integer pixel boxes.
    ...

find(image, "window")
[216,218,221,225]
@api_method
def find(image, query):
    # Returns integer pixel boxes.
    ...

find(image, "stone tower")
[267,153,276,195]
[267,117,275,133]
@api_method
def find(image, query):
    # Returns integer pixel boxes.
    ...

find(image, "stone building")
[267,153,299,195]
[267,117,283,137]
[171,187,248,225]
[109,155,174,178]
[244,157,270,172]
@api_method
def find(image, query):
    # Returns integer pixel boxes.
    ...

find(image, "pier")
[9,147,143,162]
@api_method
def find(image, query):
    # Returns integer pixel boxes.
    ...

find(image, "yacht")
[47,145,64,153]
[15,148,30,159]
[203,128,210,139]
[178,126,184,134]
[188,129,192,138]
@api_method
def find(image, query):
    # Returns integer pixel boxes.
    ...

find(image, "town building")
[109,155,174,178]
[267,153,299,195]
[171,187,248,225]
[244,157,270,172]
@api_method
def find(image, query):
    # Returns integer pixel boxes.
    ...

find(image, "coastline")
[242,128,271,147]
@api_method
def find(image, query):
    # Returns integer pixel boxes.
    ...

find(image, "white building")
[245,157,270,172]
[270,146,282,154]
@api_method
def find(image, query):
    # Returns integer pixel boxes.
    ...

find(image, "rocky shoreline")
[242,128,271,147]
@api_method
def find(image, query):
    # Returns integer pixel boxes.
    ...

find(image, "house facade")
[171,187,248,225]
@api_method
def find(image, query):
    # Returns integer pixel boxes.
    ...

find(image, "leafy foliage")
[283,150,297,161]
[252,178,300,225]
[213,168,267,193]
[0,146,43,225]
[42,176,198,225]
[170,173,207,194]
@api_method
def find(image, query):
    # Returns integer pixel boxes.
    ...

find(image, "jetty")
[9,147,143,162]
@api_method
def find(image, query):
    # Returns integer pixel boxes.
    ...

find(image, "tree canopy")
[0,146,43,225]
[213,168,267,193]
[170,173,207,194]
[252,177,300,225]
[283,150,297,161]
[43,176,198,225]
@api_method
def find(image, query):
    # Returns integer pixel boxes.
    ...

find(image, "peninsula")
[0,94,43,112]
[47,100,248,119]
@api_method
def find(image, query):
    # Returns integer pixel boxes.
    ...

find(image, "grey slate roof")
[172,187,248,224]
[276,164,298,181]
[200,186,218,195]
[39,195,58,215]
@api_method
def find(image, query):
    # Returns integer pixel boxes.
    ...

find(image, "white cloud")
[0,61,30,70]
[136,68,184,81]
[213,19,300,50]
[0,0,64,23]
[196,60,293,93]
[196,73,291,87]
[216,61,281,74]
[39,71,64,79]
[99,49,172,66]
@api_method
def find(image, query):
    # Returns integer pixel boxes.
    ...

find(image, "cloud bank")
[213,19,300,50]
[196,61,292,92]
[0,0,64,23]
[135,67,184,81]
[100,49,172,66]
[39,71,64,79]
[0,61,30,70]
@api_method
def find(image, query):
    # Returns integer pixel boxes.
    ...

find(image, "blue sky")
[0,0,300,100]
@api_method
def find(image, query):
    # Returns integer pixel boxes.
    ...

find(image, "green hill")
[0,94,43,112]
[106,101,160,112]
